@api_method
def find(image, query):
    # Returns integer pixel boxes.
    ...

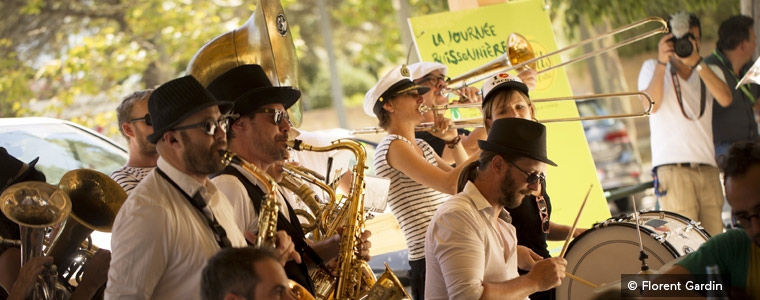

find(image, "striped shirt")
[374,134,449,261]
[111,166,154,195]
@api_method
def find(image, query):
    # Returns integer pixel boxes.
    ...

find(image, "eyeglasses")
[509,161,545,185]
[128,114,152,126]
[417,75,450,86]
[536,195,550,233]
[733,207,760,229]
[172,118,230,136]
[254,108,290,125]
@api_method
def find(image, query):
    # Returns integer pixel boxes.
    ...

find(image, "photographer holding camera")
[637,12,732,237]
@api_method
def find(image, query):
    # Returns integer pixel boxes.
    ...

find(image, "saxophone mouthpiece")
[219,150,240,166]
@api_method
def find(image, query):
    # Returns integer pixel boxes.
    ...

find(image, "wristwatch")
[694,62,703,72]
[692,57,704,72]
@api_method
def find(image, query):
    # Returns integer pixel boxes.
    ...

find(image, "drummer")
[464,73,585,300]
[655,140,759,299]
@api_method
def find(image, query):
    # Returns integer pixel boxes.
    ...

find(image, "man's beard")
[181,132,226,175]
[137,137,157,156]
[252,132,289,163]
[497,170,528,209]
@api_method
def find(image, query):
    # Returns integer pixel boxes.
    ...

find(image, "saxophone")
[280,164,336,239]
[288,139,407,300]
[220,151,315,300]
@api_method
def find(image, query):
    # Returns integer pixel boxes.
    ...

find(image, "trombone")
[447,17,668,90]
[349,91,653,135]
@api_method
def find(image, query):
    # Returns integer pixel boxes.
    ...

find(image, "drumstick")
[559,184,593,258]
[564,272,598,288]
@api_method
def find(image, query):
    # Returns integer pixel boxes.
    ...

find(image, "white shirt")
[212,164,292,234]
[637,59,726,167]
[425,181,521,300]
[105,157,246,300]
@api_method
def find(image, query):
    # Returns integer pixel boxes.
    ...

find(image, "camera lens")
[674,38,693,58]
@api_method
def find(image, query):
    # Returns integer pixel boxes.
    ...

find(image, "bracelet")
[691,57,703,70]
[657,60,667,66]
[445,135,462,149]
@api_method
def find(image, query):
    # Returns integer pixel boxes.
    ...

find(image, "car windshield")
[0,123,127,184]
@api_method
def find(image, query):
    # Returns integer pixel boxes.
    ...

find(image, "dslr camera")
[668,12,696,58]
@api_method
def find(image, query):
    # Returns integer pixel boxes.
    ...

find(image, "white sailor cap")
[408,62,448,80]
[363,65,431,118]
[481,72,530,107]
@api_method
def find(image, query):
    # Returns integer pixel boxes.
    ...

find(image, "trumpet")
[350,91,654,134]
[448,17,668,90]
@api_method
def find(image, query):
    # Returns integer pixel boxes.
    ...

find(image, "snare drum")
[556,210,710,300]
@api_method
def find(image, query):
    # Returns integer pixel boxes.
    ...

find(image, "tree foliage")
[0,0,741,139]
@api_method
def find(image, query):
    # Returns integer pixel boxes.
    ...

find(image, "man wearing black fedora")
[105,75,251,300]
[208,64,371,295]
[425,118,567,300]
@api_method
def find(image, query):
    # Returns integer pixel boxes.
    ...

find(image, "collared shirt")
[111,165,154,195]
[105,157,246,300]
[212,164,293,234]
[425,181,521,300]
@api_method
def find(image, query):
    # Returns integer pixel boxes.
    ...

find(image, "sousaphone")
[186,0,303,127]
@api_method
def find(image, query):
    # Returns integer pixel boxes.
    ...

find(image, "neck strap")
[671,65,706,120]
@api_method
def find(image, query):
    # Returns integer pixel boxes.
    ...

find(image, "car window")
[0,123,127,184]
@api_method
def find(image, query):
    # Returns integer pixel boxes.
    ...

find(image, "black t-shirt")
[415,128,472,157]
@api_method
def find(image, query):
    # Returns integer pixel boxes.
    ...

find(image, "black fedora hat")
[478,118,557,166]
[146,75,233,144]
[0,147,44,191]
[206,64,301,116]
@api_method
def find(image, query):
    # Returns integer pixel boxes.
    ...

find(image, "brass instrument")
[362,263,411,300]
[448,17,668,90]
[350,91,654,134]
[221,151,279,248]
[186,0,303,127]
[220,151,315,300]
[49,169,126,288]
[288,139,408,300]
[280,164,336,239]
[0,181,71,300]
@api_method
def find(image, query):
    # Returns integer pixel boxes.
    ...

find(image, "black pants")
[409,258,425,300]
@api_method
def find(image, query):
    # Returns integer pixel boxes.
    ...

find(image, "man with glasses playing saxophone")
[208,64,372,296]
[105,75,253,300]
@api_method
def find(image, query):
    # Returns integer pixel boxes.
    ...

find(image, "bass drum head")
[556,222,679,300]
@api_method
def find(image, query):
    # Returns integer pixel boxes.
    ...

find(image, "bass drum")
[556,210,710,300]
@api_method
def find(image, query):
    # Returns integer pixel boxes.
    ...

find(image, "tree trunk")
[578,18,644,163]
[741,0,760,58]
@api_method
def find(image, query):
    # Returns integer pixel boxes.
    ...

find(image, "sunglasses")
[172,118,230,136]
[128,114,152,126]
[254,108,290,125]
[535,195,550,233]
[509,161,545,185]
[732,207,760,229]
[417,75,450,86]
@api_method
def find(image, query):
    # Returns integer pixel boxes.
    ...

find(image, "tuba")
[288,139,408,300]
[220,151,315,300]
[186,0,303,127]
[0,181,71,300]
[47,169,126,288]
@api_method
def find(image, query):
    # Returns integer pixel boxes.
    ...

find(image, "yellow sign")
[408,0,610,256]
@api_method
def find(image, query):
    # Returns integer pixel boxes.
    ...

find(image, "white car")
[1,117,128,250]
